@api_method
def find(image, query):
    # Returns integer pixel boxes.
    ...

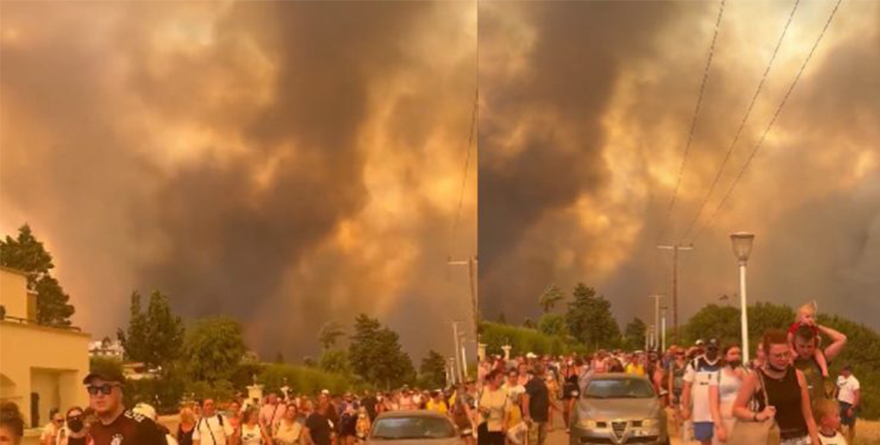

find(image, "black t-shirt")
[362,396,378,421]
[525,377,550,422]
[562,374,580,400]
[305,413,332,445]
[89,410,166,445]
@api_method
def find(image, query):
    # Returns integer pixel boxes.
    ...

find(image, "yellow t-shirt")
[426,399,448,414]
[626,363,646,376]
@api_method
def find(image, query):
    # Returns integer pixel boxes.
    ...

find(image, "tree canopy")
[0,224,74,325]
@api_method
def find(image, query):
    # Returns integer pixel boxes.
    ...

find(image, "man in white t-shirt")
[835,366,860,444]
[194,399,235,445]
[682,338,722,445]
[40,409,63,445]
[259,393,285,431]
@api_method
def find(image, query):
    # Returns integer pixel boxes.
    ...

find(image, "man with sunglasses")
[83,363,166,445]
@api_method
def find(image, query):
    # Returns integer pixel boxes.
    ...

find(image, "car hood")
[367,439,460,445]
[576,397,660,420]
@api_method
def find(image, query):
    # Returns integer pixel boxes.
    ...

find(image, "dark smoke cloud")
[479,0,880,332]
[1,1,477,359]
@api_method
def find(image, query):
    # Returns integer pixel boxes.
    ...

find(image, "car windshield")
[371,416,456,440]
[584,378,655,399]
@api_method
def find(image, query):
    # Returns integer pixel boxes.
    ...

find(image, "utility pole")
[647,294,664,351]
[451,321,463,383]
[661,306,668,351]
[448,256,479,342]
[657,244,694,340]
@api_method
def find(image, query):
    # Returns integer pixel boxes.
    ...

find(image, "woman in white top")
[477,369,509,445]
[240,407,271,445]
[273,405,302,445]
[709,345,746,443]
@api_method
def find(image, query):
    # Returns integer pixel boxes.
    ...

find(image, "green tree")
[348,314,416,389]
[538,284,565,314]
[538,314,567,337]
[523,317,536,329]
[624,317,648,350]
[319,349,351,375]
[184,316,246,383]
[117,290,184,368]
[565,283,620,349]
[419,350,447,389]
[0,224,74,325]
[318,321,346,350]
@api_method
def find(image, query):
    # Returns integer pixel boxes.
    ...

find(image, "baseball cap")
[525,352,537,359]
[82,360,125,385]
[695,339,705,346]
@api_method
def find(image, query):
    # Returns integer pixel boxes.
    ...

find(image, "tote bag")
[729,371,781,445]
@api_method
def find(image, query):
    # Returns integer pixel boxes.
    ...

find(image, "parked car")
[367,410,462,444]
[570,373,669,445]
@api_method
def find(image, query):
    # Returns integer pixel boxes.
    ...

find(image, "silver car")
[367,410,462,445]
[569,373,669,445]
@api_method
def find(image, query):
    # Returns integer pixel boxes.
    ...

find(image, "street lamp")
[730,232,755,363]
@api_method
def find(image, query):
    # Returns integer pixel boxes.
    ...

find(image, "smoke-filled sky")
[1,1,477,359]
[479,0,880,332]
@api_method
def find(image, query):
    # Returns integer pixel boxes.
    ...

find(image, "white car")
[367,410,462,445]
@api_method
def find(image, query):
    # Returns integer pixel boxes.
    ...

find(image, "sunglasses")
[87,384,119,395]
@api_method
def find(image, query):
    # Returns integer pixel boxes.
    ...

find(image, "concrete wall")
[0,321,90,427]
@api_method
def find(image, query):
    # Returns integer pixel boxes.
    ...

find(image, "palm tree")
[538,284,565,314]
[318,321,346,350]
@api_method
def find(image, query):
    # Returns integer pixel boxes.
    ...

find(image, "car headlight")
[577,419,598,429]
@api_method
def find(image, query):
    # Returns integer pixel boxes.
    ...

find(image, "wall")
[0,267,29,319]
[0,321,90,427]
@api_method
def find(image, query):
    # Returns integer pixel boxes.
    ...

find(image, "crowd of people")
[0,360,484,445]
[474,302,864,445]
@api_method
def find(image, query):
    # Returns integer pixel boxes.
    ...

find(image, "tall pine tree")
[565,283,620,350]
[0,224,74,325]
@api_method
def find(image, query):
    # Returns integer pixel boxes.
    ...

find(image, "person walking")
[82,365,166,445]
[682,339,723,445]
[178,407,196,445]
[194,399,236,445]
[835,365,860,444]
[521,364,552,445]
[733,330,820,445]
[274,405,303,445]
[477,369,508,445]
[709,345,745,443]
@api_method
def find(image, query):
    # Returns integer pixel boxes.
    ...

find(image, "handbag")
[729,370,781,445]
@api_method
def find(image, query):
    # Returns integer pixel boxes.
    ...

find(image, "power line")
[689,0,844,244]
[450,88,479,251]
[679,0,801,243]
[662,0,727,241]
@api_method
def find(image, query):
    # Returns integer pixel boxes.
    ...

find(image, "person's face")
[725,347,742,363]
[507,372,517,384]
[87,379,122,415]
[202,399,215,416]
[53,413,65,427]
[841,369,851,378]
[230,402,240,414]
[268,394,278,404]
[767,344,792,369]
[0,426,18,445]
[285,407,297,419]
[822,411,841,430]
[799,311,815,325]
[794,336,816,359]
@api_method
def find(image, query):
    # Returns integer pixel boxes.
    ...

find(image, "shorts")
[693,422,714,441]
[780,435,812,445]
[839,401,857,426]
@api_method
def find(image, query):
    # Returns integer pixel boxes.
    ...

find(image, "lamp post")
[730,232,755,363]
